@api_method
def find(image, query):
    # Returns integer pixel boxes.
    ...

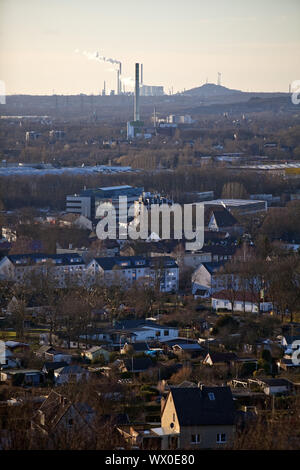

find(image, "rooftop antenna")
[217,72,221,86]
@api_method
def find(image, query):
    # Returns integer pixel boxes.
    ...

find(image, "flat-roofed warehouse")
[232,162,300,177]
[202,199,267,214]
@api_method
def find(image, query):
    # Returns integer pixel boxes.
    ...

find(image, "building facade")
[86,256,179,292]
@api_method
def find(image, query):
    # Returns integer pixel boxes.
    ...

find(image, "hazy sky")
[0,0,300,95]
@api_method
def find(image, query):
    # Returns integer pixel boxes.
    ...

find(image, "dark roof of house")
[173,343,202,351]
[162,338,198,346]
[55,365,86,375]
[6,253,84,266]
[115,319,157,329]
[36,345,58,356]
[170,386,235,426]
[175,381,198,388]
[204,206,237,227]
[201,262,225,275]
[131,342,150,352]
[123,357,153,372]
[205,352,238,363]
[209,207,238,228]
[115,319,177,331]
[283,335,300,344]
[259,378,291,387]
[203,245,237,256]
[33,391,95,433]
[42,362,69,372]
[93,256,178,271]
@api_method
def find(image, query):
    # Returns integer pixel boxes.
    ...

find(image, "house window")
[68,419,73,427]
[191,434,201,444]
[164,330,169,336]
[216,433,226,443]
[208,392,215,401]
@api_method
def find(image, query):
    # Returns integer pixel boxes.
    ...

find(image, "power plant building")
[66,185,144,221]
[140,85,164,96]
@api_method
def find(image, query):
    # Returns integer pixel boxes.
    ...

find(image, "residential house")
[117,357,154,374]
[0,253,86,287]
[1,226,17,243]
[39,332,89,350]
[0,369,45,387]
[172,343,203,358]
[86,256,179,292]
[112,320,179,345]
[36,346,72,364]
[120,342,150,355]
[117,425,162,449]
[54,365,89,385]
[42,362,69,379]
[151,385,236,449]
[211,290,273,313]
[5,341,29,352]
[280,335,300,354]
[81,346,110,363]
[203,352,238,368]
[248,378,293,396]
[58,213,93,230]
[31,390,95,438]
[206,207,243,236]
[192,262,226,297]
[207,244,237,263]
[0,346,21,369]
[6,294,52,318]
[277,358,300,371]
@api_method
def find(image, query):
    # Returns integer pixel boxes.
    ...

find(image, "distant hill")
[182,83,243,97]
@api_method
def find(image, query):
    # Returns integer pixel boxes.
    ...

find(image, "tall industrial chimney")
[141,64,143,86]
[134,63,140,121]
[119,63,122,95]
[117,69,120,95]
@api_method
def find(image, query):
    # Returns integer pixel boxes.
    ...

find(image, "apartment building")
[86,256,179,292]
[0,253,85,287]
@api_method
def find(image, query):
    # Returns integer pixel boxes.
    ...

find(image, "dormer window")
[208,392,215,400]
